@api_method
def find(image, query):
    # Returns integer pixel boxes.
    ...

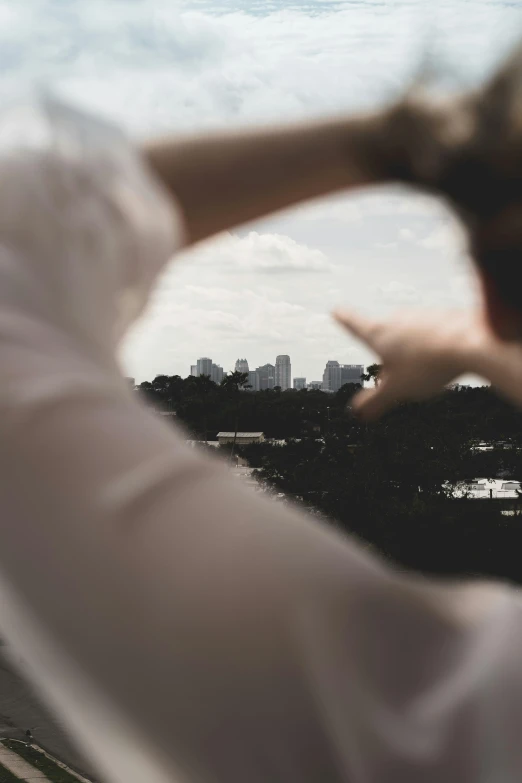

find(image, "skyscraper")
[322,360,341,393]
[293,377,306,390]
[275,355,291,390]
[196,357,213,377]
[235,358,249,373]
[340,364,365,387]
[256,363,275,391]
[211,363,224,384]
[248,370,259,391]
[190,365,197,377]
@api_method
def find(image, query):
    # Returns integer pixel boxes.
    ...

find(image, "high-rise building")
[275,355,291,390]
[190,365,198,377]
[197,357,213,377]
[340,364,365,387]
[322,360,341,393]
[308,381,323,390]
[235,358,249,373]
[293,377,306,390]
[256,363,275,391]
[248,370,259,391]
[211,363,224,384]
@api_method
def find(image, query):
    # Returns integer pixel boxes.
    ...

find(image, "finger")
[352,380,397,421]
[332,308,383,347]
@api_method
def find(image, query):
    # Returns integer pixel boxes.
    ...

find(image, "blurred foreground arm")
[143,113,387,245]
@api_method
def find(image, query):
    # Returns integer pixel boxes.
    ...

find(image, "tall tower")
[197,357,213,377]
[340,364,365,387]
[256,364,275,391]
[211,363,224,384]
[322,360,341,393]
[235,358,249,373]
[275,355,291,391]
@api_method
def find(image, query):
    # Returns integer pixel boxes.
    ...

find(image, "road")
[0,642,96,781]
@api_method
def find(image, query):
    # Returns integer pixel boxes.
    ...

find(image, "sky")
[1,0,521,382]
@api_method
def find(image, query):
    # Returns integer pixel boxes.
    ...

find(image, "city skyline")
[190,354,365,391]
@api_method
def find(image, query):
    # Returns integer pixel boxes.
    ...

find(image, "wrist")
[370,92,474,190]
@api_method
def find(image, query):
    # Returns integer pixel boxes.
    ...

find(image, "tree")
[335,383,362,407]
[190,374,217,442]
[362,363,383,386]
[220,371,250,393]
[221,371,250,460]
[134,369,522,581]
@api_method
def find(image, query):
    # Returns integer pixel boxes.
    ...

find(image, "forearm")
[143,112,387,245]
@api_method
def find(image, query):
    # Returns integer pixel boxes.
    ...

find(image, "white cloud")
[377,280,420,305]
[179,230,335,274]
[418,221,468,253]
[1,0,518,135]
[399,228,415,242]
[375,242,398,250]
[296,197,364,224]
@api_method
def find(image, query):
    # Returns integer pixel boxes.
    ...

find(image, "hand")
[333,307,522,420]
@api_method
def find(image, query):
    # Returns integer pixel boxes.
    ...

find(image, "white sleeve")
[0,96,522,783]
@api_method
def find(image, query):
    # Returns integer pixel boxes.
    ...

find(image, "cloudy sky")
[2,0,521,382]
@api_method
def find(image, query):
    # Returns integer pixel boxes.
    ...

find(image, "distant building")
[196,357,213,377]
[217,431,265,445]
[308,381,323,390]
[211,363,224,384]
[447,478,522,500]
[256,363,275,390]
[248,370,259,391]
[275,355,291,390]
[190,365,198,377]
[340,364,365,387]
[235,358,250,373]
[322,360,341,393]
[293,377,307,390]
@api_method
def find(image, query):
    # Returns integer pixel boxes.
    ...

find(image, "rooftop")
[217,432,264,438]
[447,478,522,499]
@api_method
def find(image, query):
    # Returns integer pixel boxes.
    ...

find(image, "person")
[1,48,522,783]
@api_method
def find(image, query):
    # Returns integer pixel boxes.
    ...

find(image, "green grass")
[1,740,82,783]
[0,760,23,783]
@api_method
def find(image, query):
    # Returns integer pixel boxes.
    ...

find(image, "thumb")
[352,379,396,420]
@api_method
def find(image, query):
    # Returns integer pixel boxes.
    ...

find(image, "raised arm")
[144,46,522,265]
[143,113,388,244]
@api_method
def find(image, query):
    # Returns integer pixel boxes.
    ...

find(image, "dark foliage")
[137,376,522,583]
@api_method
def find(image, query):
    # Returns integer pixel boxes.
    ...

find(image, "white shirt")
[0,96,521,783]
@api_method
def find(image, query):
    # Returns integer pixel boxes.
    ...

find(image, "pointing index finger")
[333,308,383,347]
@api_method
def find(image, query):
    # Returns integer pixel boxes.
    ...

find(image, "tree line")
[137,373,522,584]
